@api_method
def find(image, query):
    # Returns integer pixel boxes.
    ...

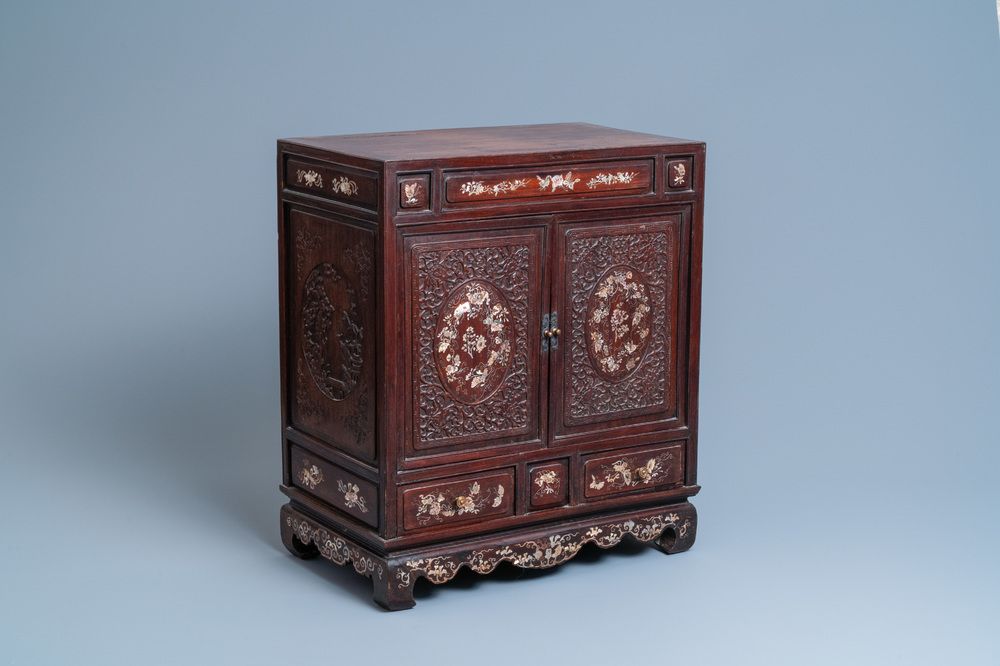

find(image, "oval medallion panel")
[586,265,652,382]
[302,263,363,401]
[434,280,515,404]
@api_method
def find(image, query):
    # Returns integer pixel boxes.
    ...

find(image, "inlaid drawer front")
[290,447,378,528]
[444,160,653,205]
[529,461,567,509]
[665,158,693,190]
[398,174,430,210]
[285,158,378,208]
[402,470,514,531]
[583,444,684,499]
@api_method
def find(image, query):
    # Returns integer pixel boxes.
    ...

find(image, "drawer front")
[284,158,378,208]
[401,470,514,531]
[583,444,684,499]
[444,160,653,205]
[289,446,378,528]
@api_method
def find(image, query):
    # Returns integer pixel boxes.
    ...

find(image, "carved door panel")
[550,214,683,441]
[404,226,546,458]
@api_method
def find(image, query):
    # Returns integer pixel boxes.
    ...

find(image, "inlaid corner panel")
[552,216,681,436]
[287,208,377,463]
[404,226,545,457]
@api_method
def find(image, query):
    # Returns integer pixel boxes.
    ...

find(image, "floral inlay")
[296,169,322,188]
[587,172,636,189]
[434,280,514,404]
[414,481,505,525]
[335,479,368,513]
[671,163,687,186]
[298,461,324,490]
[395,512,692,588]
[537,171,580,192]
[403,182,421,205]
[589,451,673,492]
[532,470,560,500]
[460,179,530,197]
[332,175,359,196]
[586,266,652,381]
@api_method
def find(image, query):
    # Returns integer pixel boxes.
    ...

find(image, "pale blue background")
[1,1,998,663]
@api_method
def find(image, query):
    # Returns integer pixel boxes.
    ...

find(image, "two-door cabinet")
[277,123,705,609]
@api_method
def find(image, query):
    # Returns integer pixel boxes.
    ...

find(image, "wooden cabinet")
[277,123,705,609]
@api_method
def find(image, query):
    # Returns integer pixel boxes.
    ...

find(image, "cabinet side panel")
[286,206,377,464]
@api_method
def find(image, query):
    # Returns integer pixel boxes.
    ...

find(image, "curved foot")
[372,560,416,611]
[653,502,698,554]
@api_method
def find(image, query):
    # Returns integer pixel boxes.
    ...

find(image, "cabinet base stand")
[281,501,697,611]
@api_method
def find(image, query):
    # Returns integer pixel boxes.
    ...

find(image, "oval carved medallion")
[434,280,515,404]
[585,265,652,382]
[302,263,363,401]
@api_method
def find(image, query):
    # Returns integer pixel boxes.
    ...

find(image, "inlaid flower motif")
[594,452,673,491]
[672,163,687,186]
[403,182,420,205]
[434,280,514,404]
[298,462,324,489]
[414,481,505,524]
[537,171,580,192]
[332,175,359,196]
[585,266,652,381]
[460,179,530,197]
[296,169,322,188]
[587,171,636,189]
[338,479,368,513]
[533,470,560,498]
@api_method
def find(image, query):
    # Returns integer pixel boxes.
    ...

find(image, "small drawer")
[289,446,378,528]
[583,443,684,500]
[529,461,567,509]
[444,160,653,205]
[284,158,378,208]
[401,470,514,531]
[665,158,693,191]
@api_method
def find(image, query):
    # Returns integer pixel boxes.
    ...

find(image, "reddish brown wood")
[277,123,705,610]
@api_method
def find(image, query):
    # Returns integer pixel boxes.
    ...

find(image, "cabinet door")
[404,226,546,459]
[550,213,684,441]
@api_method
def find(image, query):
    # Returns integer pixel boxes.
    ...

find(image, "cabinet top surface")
[280,123,701,162]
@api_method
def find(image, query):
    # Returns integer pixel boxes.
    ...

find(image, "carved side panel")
[408,230,542,454]
[560,220,678,429]
[289,209,376,463]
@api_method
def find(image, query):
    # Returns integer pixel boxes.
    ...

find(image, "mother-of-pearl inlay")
[434,280,515,404]
[585,265,652,382]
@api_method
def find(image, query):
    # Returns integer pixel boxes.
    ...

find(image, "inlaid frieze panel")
[408,230,542,452]
[289,209,377,463]
[560,220,678,428]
